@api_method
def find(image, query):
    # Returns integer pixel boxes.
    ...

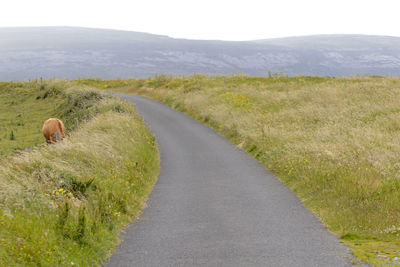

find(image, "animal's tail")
[56,120,63,142]
[57,120,63,133]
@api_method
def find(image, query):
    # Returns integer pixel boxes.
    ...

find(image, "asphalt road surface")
[106,94,363,267]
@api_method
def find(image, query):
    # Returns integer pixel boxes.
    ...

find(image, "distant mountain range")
[1,27,400,81]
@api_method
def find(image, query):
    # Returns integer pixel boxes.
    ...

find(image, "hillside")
[0,81,159,265]
[0,81,64,155]
[92,75,400,266]
[1,27,400,80]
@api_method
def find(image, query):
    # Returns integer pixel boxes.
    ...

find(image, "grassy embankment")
[0,80,159,266]
[79,75,400,266]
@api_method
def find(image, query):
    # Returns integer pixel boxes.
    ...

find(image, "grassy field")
[0,80,159,266]
[0,80,65,155]
[79,75,400,266]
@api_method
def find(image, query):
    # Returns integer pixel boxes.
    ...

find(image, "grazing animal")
[42,118,66,144]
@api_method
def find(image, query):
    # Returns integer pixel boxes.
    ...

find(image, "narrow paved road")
[106,95,361,267]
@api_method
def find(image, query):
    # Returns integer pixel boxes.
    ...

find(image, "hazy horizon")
[2,25,400,42]
[1,0,400,41]
[1,27,400,81]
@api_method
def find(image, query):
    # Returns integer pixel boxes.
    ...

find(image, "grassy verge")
[0,81,159,266]
[82,75,400,266]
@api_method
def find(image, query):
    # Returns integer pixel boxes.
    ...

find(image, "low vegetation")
[81,74,400,266]
[0,80,159,265]
[0,80,64,155]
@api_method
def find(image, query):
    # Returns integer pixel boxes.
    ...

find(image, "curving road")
[106,94,363,267]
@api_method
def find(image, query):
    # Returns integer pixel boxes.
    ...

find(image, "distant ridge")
[1,27,400,81]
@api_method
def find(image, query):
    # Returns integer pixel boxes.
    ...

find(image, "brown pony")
[42,118,66,144]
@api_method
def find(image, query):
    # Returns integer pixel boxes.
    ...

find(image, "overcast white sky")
[1,0,400,41]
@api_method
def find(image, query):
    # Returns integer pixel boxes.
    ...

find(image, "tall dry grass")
[92,75,400,265]
[0,86,159,266]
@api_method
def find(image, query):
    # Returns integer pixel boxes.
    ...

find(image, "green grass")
[0,81,159,266]
[0,80,65,155]
[82,74,400,266]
